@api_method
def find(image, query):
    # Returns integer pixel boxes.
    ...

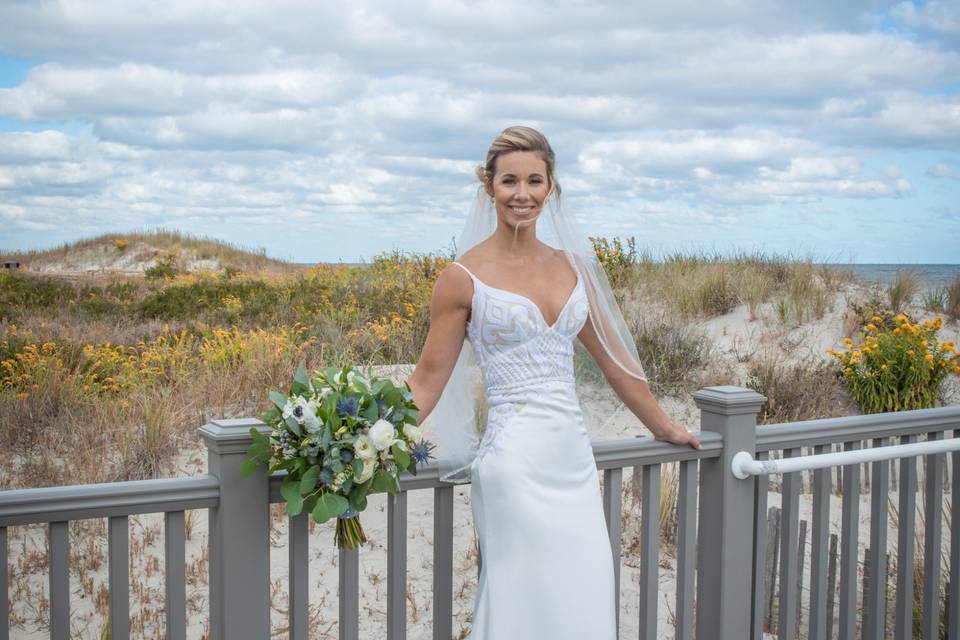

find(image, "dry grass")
[745,352,855,424]
[0,228,301,276]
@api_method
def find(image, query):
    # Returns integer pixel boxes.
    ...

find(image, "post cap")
[199,418,271,454]
[693,386,767,416]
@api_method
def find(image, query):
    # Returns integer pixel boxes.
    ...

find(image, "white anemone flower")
[282,396,321,433]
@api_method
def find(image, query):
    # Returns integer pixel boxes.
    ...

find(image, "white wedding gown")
[451,260,618,640]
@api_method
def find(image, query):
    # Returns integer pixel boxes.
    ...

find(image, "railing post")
[694,385,766,640]
[199,418,272,640]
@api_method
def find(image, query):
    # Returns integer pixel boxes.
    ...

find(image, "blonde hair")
[475,125,561,204]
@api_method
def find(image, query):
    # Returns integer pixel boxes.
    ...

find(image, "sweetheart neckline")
[456,261,582,331]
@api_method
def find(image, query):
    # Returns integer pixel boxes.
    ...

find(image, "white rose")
[354,434,376,460]
[402,423,422,440]
[356,456,377,483]
[368,419,396,451]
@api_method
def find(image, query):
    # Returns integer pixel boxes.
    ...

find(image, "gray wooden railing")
[1,385,958,640]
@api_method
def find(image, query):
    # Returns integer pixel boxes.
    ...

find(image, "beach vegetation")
[828,311,958,413]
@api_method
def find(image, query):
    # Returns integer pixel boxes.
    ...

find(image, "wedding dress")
[450,257,618,640]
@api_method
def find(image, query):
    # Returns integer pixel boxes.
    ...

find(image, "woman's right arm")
[405,265,472,427]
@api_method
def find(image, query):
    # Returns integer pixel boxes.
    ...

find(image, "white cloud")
[0,1,956,261]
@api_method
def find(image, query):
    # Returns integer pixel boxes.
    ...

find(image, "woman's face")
[485,150,551,227]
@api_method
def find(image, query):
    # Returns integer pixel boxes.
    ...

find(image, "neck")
[492,217,541,257]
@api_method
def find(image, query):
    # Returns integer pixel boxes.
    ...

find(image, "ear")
[483,177,494,199]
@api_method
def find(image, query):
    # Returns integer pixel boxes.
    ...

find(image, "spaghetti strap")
[451,261,477,281]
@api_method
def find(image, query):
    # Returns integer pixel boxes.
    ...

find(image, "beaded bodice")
[450,258,591,458]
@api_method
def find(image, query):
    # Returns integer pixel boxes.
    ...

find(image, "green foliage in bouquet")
[241,363,434,549]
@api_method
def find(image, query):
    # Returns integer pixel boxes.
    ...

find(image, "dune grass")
[2,236,956,490]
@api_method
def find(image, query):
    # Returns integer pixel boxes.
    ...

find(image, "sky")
[0,1,958,264]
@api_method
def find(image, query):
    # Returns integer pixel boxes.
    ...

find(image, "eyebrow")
[499,172,545,178]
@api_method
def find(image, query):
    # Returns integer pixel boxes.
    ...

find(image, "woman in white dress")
[406,126,700,639]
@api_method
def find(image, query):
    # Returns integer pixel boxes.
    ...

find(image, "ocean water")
[311,261,959,294]
[829,264,960,294]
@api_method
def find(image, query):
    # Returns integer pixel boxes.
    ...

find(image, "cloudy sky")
[0,1,958,264]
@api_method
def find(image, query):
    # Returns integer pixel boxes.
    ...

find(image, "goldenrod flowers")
[828,312,959,413]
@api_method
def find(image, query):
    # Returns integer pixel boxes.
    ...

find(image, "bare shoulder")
[432,260,473,313]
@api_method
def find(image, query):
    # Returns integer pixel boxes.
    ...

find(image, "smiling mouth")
[509,206,534,215]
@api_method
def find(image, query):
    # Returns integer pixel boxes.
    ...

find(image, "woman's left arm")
[577,315,701,450]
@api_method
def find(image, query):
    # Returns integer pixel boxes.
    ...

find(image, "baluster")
[838,441,861,639]
[894,434,917,640]
[924,431,944,640]
[339,545,359,640]
[778,448,800,639]
[751,450,769,640]
[639,464,660,639]
[288,512,309,640]
[387,490,408,640]
[603,466,622,632]
[1,525,7,640]
[676,459,698,640]
[432,485,454,640]
[108,515,130,640]
[950,430,960,640]
[49,521,69,640]
[864,437,889,640]
[165,511,187,640]
[809,444,830,640]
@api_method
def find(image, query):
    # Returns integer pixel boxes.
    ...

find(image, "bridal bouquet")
[241,363,434,549]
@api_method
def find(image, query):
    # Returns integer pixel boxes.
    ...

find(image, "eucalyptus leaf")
[292,362,310,393]
[371,468,393,494]
[312,492,349,524]
[392,443,410,469]
[284,415,302,437]
[299,465,320,494]
[239,458,259,477]
[281,477,304,516]
[270,390,289,411]
[349,491,368,513]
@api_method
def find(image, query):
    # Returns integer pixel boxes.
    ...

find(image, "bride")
[405,125,700,639]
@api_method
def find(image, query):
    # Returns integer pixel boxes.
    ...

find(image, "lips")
[509,206,534,215]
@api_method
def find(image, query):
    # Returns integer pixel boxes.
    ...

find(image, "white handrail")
[731,437,960,479]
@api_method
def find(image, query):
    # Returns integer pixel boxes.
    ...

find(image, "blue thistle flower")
[319,468,334,485]
[336,396,359,417]
[409,439,436,466]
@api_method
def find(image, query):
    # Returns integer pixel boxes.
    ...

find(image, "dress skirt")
[467,379,617,640]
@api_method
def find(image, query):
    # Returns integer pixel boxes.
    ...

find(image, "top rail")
[0,475,220,527]
[268,432,723,500]
[755,404,960,451]
[732,436,960,478]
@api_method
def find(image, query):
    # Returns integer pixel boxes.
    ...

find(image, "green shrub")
[828,312,959,412]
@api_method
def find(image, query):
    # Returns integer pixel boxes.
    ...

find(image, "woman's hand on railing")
[654,422,702,450]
